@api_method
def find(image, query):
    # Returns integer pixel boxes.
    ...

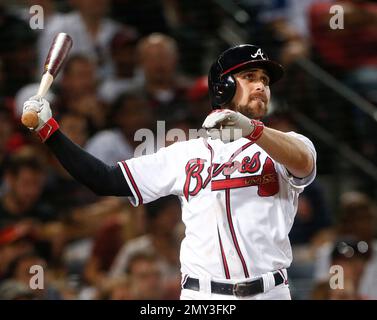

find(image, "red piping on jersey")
[181,274,189,288]
[204,140,254,278]
[223,141,254,278]
[278,269,289,285]
[203,140,214,163]
[225,186,250,278]
[211,172,278,191]
[205,140,231,278]
[121,161,143,205]
[202,141,214,188]
[217,228,231,279]
[205,140,231,279]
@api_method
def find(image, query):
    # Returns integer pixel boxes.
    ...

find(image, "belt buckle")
[232,282,249,297]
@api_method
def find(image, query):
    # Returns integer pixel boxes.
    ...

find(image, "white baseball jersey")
[118,132,316,281]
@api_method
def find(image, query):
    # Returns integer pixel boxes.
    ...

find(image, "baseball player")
[22,44,316,300]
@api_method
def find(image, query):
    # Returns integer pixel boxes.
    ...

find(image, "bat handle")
[21,72,54,129]
[37,72,54,97]
[21,110,39,129]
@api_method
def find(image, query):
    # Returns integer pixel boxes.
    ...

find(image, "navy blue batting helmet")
[208,44,284,109]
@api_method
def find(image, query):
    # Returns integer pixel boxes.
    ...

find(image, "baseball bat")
[21,33,73,128]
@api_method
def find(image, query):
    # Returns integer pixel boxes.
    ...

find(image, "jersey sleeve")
[117,143,184,206]
[276,131,317,189]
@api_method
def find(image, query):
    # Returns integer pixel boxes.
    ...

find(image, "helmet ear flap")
[209,73,237,109]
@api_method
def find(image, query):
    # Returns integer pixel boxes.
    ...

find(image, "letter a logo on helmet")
[208,44,284,109]
[250,48,266,60]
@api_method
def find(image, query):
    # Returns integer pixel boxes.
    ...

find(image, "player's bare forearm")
[256,127,314,178]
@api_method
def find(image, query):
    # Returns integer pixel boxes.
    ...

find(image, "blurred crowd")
[0,0,376,300]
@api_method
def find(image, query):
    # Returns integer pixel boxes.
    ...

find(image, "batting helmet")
[208,44,284,109]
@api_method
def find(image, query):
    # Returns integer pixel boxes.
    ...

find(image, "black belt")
[182,272,285,297]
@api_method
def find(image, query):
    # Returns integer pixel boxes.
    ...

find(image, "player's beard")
[230,98,268,119]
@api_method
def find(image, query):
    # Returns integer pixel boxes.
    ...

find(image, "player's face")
[230,68,271,119]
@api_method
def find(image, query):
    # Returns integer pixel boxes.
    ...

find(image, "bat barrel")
[44,33,73,77]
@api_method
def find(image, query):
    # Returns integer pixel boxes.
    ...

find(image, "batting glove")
[202,109,264,143]
[23,95,59,142]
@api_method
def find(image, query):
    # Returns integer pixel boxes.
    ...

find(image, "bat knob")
[21,110,39,129]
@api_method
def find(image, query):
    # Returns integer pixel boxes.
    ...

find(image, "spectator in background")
[96,275,131,300]
[133,33,192,123]
[0,5,37,97]
[43,113,98,212]
[237,0,314,67]
[0,147,52,229]
[108,277,131,300]
[311,279,360,300]
[59,113,89,148]
[0,109,16,182]
[330,238,370,299]
[38,0,120,79]
[16,0,59,28]
[0,103,28,158]
[0,224,36,281]
[110,0,213,37]
[289,182,333,246]
[314,191,377,299]
[126,252,166,300]
[53,54,107,134]
[27,0,56,20]
[110,0,171,36]
[59,197,133,296]
[309,0,377,161]
[98,29,144,105]
[312,237,370,300]
[309,0,377,94]
[186,76,211,129]
[83,216,126,289]
[170,0,220,75]
[0,147,68,265]
[109,195,182,299]
[2,252,61,299]
[0,279,36,300]
[109,0,219,75]
[85,93,153,165]
[286,181,333,300]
